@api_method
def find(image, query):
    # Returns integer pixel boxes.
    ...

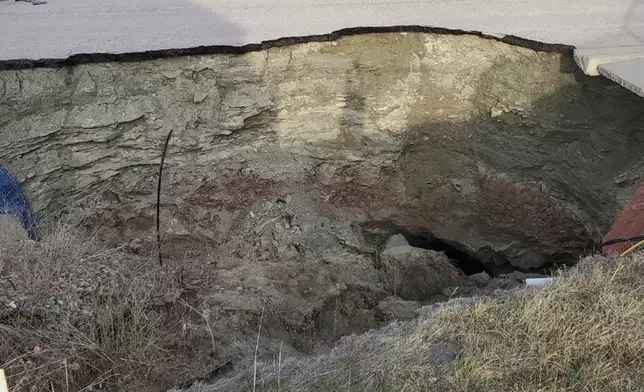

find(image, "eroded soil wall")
[1,33,644,271]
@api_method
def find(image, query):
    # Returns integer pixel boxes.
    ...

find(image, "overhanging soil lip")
[0,25,574,71]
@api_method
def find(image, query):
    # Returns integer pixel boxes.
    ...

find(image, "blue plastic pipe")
[0,162,41,241]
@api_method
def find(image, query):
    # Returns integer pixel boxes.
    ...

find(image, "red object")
[603,180,644,255]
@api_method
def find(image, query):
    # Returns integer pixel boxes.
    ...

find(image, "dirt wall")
[1,32,643,270]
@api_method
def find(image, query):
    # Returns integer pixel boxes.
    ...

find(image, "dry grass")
[186,252,644,392]
[0,223,217,392]
[6,219,644,392]
[437,256,644,392]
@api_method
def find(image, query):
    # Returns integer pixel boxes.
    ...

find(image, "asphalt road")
[1,0,643,61]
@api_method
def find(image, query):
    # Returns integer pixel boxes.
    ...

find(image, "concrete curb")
[598,59,644,97]
[573,46,644,76]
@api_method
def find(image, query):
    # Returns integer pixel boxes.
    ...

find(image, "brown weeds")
[0,223,214,392]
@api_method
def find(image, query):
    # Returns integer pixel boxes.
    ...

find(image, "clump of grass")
[0,223,215,392]
[185,253,644,392]
[440,254,644,392]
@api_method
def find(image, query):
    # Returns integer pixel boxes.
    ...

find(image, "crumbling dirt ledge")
[0,26,574,71]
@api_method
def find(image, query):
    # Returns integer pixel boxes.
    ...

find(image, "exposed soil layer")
[2,32,642,269]
[1,32,644,390]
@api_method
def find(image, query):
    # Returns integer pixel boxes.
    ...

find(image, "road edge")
[0,25,574,71]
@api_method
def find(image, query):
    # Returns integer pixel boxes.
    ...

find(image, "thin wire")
[156,129,173,266]
[620,239,644,257]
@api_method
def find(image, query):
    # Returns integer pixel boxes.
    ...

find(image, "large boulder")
[380,246,462,301]
[384,233,410,250]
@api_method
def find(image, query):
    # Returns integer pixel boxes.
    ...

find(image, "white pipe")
[525,277,554,287]
[0,369,8,392]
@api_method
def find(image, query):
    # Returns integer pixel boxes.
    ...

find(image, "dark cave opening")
[386,229,576,278]
[399,232,488,276]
